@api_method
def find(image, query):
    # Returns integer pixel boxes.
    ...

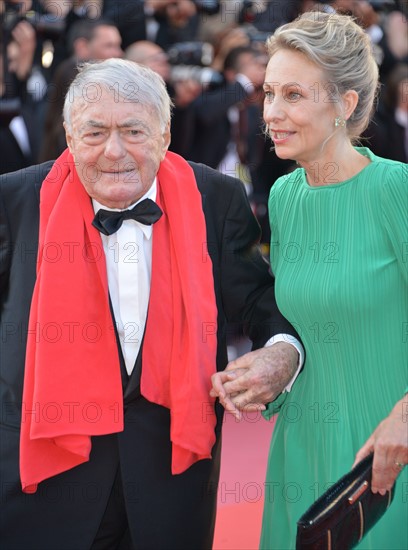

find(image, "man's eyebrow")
[79,119,148,130]
[79,120,107,131]
[117,119,146,128]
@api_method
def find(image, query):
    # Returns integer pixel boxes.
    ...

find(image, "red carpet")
[213,411,276,549]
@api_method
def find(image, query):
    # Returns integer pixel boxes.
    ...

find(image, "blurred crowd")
[1,0,407,242]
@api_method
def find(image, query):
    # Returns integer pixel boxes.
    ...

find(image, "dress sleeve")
[381,162,408,284]
[381,163,408,396]
[262,391,289,419]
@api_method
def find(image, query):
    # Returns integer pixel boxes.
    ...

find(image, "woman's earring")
[334,116,346,127]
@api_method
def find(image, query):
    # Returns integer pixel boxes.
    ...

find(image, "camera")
[170,65,223,86]
[167,41,214,66]
[168,41,223,86]
[0,2,64,125]
[2,3,65,40]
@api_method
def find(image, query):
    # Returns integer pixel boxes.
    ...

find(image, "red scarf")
[20,149,218,493]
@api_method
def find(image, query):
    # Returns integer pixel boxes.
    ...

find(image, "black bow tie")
[92,198,163,236]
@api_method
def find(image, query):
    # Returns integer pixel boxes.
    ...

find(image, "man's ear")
[63,122,73,153]
[161,122,171,160]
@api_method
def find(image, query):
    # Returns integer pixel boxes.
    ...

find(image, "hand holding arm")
[353,395,408,495]
[210,342,299,419]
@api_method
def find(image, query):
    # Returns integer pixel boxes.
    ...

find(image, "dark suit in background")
[188,80,248,169]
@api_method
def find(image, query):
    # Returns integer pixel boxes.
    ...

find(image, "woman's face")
[263,49,342,166]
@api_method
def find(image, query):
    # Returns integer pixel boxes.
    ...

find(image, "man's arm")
[191,164,303,415]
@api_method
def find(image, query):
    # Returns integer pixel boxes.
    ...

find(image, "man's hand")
[9,20,36,80]
[210,342,299,419]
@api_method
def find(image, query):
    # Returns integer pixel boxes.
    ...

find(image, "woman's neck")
[300,144,371,187]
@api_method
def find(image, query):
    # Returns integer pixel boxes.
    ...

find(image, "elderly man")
[0,58,300,549]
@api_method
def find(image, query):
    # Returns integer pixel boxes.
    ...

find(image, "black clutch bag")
[296,453,395,550]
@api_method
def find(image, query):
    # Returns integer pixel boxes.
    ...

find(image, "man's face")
[143,50,171,82]
[65,89,170,208]
[237,52,266,89]
[87,25,123,60]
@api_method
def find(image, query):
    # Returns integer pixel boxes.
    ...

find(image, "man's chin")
[97,188,144,209]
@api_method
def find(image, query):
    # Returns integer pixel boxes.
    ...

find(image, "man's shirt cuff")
[264,334,304,392]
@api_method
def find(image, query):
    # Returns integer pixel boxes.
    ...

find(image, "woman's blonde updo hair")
[266,11,379,139]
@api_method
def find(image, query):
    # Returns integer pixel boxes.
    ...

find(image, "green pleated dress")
[260,148,408,550]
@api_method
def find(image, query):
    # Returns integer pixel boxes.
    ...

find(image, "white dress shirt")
[93,181,157,375]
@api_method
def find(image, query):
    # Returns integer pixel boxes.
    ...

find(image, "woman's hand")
[353,395,408,494]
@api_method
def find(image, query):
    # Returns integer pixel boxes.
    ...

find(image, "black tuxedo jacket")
[0,160,297,549]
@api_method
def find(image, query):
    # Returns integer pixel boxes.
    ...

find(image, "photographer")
[0,0,66,173]
[187,44,266,172]
[0,1,38,173]
[125,39,201,157]
[102,0,220,50]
